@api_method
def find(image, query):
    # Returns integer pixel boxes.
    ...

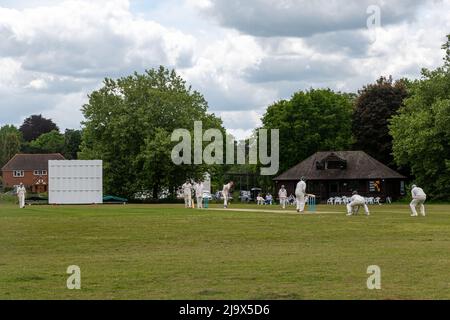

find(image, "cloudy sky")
[1,0,449,139]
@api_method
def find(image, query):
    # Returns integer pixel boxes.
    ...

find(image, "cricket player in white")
[222,181,234,208]
[295,178,307,213]
[410,185,427,217]
[17,183,26,209]
[182,180,193,208]
[346,191,370,216]
[278,185,288,209]
[194,181,204,209]
[256,194,264,205]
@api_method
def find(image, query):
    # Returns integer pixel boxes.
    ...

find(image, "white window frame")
[13,170,25,177]
[33,170,48,176]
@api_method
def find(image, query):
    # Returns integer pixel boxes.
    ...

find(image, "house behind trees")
[1,153,65,193]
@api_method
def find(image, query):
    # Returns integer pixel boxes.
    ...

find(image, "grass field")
[1,202,450,300]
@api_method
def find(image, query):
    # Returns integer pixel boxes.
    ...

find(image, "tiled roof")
[274,151,406,181]
[1,154,66,171]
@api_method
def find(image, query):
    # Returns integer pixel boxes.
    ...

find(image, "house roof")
[274,151,406,181]
[1,153,66,171]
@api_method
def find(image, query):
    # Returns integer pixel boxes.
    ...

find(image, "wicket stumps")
[308,195,316,213]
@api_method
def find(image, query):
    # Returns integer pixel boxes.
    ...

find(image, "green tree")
[353,76,408,167]
[0,125,22,168]
[390,35,450,199]
[29,130,65,153]
[63,129,82,159]
[135,128,173,199]
[262,89,354,174]
[79,66,225,199]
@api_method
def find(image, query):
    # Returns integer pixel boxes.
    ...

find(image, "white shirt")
[412,187,426,199]
[351,194,365,204]
[278,188,287,199]
[295,181,306,196]
[223,183,232,193]
[17,186,26,197]
[182,183,192,196]
[194,183,204,197]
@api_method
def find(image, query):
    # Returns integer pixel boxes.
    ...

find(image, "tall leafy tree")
[79,66,225,199]
[135,128,174,199]
[29,130,65,153]
[390,35,450,199]
[19,114,59,142]
[353,76,408,167]
[63,129,82,159]
[0,125,22,168]
[262,89,354,174]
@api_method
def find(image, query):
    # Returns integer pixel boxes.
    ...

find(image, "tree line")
[1,35,449,200]
[0,115,82,167]
[261,35,450,200]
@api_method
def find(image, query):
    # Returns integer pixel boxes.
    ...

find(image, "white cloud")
[44,92,87,130]
[180,32,279,111]
[0,58,22,87]
[227,128,256,141]
[193,0,423,37]
[27,79,48,90]
[185,0,212,10]
[0,0,449,140]
[0,1,196,77]
[0,0,196,129]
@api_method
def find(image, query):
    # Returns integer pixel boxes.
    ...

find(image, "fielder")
[278,185,288,209]
[410,185,427,217]
[346,191,370,216]
[182,180,193,208]
[194,180,204,209]
[222,181,234,209]
[17,183,26,209]
[295,178,307,213]
[256,194,264,205]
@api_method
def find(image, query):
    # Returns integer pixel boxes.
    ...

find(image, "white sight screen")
[48,160,103,204]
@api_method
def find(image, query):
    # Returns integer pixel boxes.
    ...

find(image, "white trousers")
[280,198,287,209]
[410,196,426,216]
[223,193,228,207]
[196,196,203,209]
[347,201,370,215]
[296,194,305,212]
[184,194,192,208]
[18,194,25,208]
